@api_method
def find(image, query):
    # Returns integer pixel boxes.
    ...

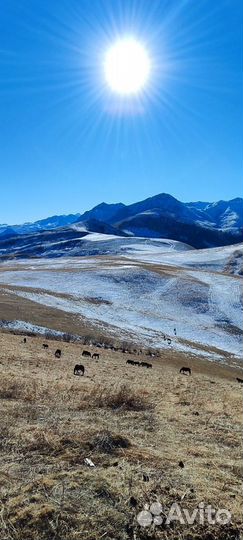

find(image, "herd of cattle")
[21,337,243,384]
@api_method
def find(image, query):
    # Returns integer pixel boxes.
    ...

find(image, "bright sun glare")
[104,38,150,95]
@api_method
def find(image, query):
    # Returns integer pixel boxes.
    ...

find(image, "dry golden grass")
[0,331,242,540]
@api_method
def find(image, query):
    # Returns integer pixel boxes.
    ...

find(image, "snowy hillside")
[0,227,191,260]
[124,241,243,275]
[0,240,242,362]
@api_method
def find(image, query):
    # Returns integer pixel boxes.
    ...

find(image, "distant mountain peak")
[78,201,125,224]
[0,193,242,250]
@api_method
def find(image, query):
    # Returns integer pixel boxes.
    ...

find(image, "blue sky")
[0,0,242,223]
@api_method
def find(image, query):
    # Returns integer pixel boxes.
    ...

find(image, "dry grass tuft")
[88,383,150,411]
[0,377,37,402]
[89,429,131,454]
[0,381,21,400]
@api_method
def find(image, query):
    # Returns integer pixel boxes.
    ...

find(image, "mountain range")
[0,193,242,259]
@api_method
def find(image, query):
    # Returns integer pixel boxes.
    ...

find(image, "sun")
[104,38,150,95]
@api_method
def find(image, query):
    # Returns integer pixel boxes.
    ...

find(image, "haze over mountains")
[0,193,242,259]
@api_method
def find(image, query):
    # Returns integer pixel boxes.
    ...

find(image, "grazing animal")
[92,353,99,359]
[140,361,152,369]
[133,361,140,366]
[55,349,61,358]
[178,461,185,468]
[126,359,135,365]
[23,338,26,343]
[236,377,243,384]
[82,350,91,357]
[180,366,191,375]
[74,364,85,376]
[42,343,48,349]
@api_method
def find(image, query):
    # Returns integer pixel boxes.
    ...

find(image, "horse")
[140,362,152,369]
[74,364,85,376]
[180,367,191,375]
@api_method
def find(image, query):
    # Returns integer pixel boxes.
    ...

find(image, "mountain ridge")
[0,193,242,253]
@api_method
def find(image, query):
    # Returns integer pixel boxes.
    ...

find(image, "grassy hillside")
[0,332,242,539]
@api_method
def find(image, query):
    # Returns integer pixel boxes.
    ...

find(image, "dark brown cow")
[42,343,48,349]
[55,349,61,358]
[92,353,99,359]
[236,377,243,384]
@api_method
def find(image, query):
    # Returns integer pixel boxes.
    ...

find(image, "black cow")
[180,367,191,375]
[42,343,48,349]
[236,377,243,384]
[74,364,85,376]
[126,359,135,366]
[140,362,152,369]
[55,349,61,358]
[92,353,99,359]
[82,350,91,357]
[23,338,26,343]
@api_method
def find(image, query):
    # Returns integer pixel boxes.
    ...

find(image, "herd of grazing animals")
[127,359,152,368]
[21,336,243,383]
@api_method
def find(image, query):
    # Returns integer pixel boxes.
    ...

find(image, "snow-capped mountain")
[78,193,243,239]
[0,213,81,237]
[79,193,207,226]
[103,193,242,247]
[0,193,242,257]
[203,198,243,231]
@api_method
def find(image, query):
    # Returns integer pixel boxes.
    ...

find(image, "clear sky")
[0,0,242,224]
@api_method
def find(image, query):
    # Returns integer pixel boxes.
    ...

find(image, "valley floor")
[0,332,242,540]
